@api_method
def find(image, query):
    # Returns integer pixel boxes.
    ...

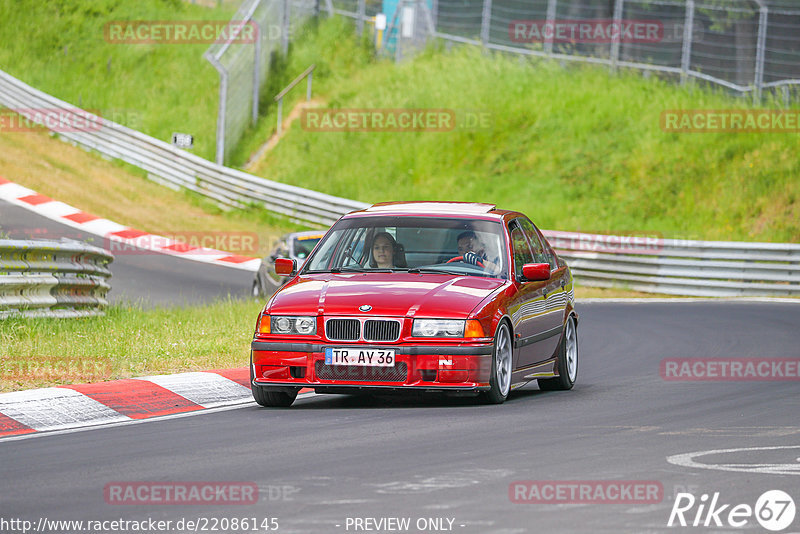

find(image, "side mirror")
[275,258,297,276]
[521,263,550,282]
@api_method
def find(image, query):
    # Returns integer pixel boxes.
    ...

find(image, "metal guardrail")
[1,69,798,297]
[0,239,114,318]
[543,230,800,297]
[0,70,370,227]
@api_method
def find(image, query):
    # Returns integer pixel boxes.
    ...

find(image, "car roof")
[356,201,504,218]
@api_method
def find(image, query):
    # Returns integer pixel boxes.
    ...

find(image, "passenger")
[457,230,500,274]
[370,232,406,269]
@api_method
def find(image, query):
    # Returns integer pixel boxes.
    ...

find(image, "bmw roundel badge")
[359,304,372,312]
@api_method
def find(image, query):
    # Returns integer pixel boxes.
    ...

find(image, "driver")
[457,231,500,274]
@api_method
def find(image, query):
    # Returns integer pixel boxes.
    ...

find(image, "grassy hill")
[0,4,797,242]
[248,19,799,243]
[0,0,235,161]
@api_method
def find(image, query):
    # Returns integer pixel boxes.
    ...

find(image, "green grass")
[4,5,796,242]
[248,18,800,243]
[0,0,235,161]
[0,298,264,392]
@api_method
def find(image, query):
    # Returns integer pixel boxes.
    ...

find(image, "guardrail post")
[681,0,695,85]
[544,0,557,55]
[610,0,624,70]
[480,0,493,46]
[753,0,768,104]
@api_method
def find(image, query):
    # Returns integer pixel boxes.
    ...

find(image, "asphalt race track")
[0,199,253,306]
[2,302,798,533]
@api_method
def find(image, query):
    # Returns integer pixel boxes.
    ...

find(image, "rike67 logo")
[668,490,796,531]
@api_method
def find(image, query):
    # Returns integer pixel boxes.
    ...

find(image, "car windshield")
[303,216,508,279]
[292,235,322,259]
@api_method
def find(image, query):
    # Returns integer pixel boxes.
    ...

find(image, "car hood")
[268,273,507,318]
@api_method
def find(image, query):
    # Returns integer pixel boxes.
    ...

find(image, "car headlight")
[412,319,465,337]
[270,315,317,335]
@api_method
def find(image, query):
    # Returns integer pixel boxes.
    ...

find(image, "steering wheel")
[445,255,485,268]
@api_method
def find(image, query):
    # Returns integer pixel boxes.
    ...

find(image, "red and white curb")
[0,176,260,272]
[0,368,313,439]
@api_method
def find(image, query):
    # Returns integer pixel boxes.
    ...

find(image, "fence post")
[753,0,768,104]
[281,0,290,55]
[357,0,366,36]
[680,0,695,85]
[252,21,261,125]
[544,0,557,55]
[480,0,493,46]
[205,55,228,166]
[277,98,283,136]
[610,0,623,70]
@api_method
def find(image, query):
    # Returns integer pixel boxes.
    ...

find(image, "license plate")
[324,347,395,367]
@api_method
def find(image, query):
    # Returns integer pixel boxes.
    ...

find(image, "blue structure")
[381,0,433,53]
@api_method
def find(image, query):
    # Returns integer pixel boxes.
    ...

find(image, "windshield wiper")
[406,267,464,276]
[331,266,394,273]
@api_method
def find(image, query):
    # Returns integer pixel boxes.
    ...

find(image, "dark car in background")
[252,231,324,298]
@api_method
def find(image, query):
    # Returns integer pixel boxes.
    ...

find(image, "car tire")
[481,322,513,404]
[252,385,298,407]
[538,315,578,391]
[249,361,298,407]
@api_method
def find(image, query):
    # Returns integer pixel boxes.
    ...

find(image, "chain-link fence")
[207,0,799,164]
[204,0,323,164]
[331,0,800,102]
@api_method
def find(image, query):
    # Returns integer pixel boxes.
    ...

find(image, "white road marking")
[667,445,800,475]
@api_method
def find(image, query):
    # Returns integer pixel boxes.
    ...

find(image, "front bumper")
[251,341,494,391]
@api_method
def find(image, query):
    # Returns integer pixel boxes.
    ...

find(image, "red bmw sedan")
[250,202,578,407]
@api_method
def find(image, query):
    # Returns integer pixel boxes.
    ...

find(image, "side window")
[509,221,534,278]
[520,218,556,269]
